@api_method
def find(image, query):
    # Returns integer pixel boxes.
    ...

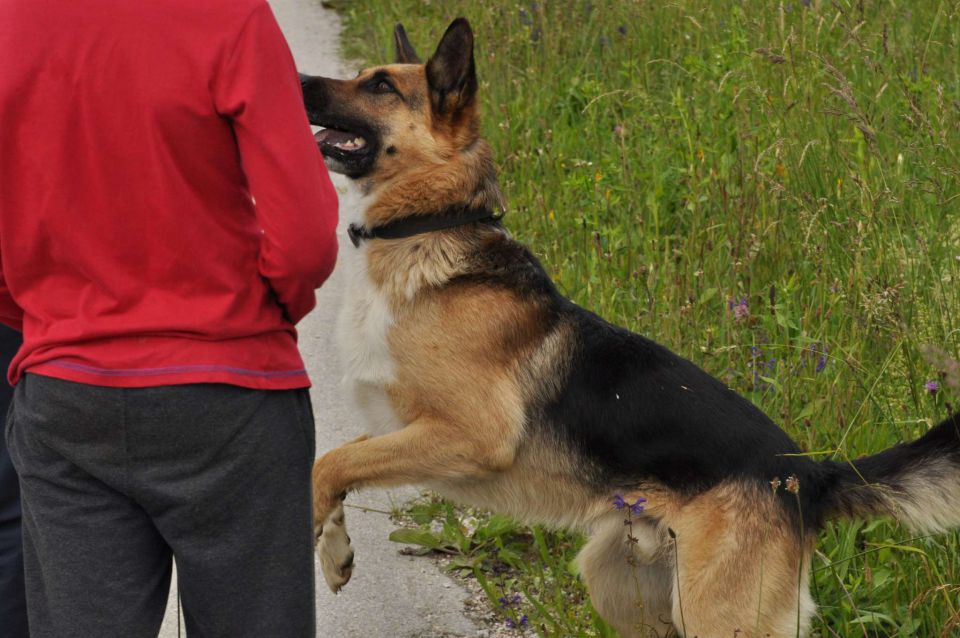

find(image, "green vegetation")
[334,1,960,635]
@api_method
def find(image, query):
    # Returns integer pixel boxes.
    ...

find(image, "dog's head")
[300,18,479,183]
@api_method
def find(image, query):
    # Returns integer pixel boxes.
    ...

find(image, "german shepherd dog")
[299,19,960,638]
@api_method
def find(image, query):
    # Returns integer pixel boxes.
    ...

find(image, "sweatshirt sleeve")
[213,2,339,324]
[0,248,23,332]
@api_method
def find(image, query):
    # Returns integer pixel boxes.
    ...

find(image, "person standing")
[0,326,26,637]
[0,1,338,636]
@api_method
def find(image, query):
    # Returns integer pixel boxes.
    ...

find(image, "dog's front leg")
[312,433,369,593]
[312,416,514,592]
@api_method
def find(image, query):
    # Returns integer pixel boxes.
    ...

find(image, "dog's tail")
[817,412,960,533]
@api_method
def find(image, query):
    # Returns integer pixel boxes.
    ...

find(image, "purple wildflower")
[806,342,828,373]
[925,380,940,394]
[614,494,645,514]
[746,345,776,393]
[733,298,749,322]
[505,615,529,629]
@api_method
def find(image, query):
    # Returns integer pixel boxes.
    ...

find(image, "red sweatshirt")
[0,0,338,389]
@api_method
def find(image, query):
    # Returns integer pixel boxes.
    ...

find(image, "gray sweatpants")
[5,374,316,638]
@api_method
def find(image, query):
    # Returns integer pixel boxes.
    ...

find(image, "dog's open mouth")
[311,119,379,178]
[314,128,369,154]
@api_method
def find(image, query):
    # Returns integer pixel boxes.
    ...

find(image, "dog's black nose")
[299,73,312,87]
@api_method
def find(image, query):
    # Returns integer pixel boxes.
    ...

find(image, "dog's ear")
[394,24,421,64]
[425,18,476,116]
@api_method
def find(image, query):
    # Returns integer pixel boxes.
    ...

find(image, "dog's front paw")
[316,500,355,593]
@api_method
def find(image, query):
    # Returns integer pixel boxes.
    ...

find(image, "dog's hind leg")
[665,483,815,638]
[578,516,675,638]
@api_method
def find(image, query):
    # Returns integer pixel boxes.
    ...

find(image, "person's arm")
[213,2,338,324]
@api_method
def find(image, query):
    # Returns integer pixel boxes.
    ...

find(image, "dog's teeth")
[331,136,366,151]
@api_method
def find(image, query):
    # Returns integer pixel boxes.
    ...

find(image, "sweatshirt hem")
[27,361,311,390]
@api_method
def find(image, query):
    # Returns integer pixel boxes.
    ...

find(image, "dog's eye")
[372,80,395,94]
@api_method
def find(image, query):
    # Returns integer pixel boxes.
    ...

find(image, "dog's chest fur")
[335,246,405,435]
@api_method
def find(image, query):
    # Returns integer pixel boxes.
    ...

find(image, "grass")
[330,1,960,635]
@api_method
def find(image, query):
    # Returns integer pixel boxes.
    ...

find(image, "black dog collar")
[347,206,503,248]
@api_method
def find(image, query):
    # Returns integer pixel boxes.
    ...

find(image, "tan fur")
[314,284,536,522]
[663,484,814,638]
[364,133,503,227]
[435,431,611,530]
[578,514,675,638]
[364,229,496,302]
[574,484,817,638]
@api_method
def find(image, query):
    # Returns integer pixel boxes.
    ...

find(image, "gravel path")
[158,2,479,635]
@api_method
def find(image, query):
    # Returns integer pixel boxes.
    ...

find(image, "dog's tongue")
[315,128,353,145]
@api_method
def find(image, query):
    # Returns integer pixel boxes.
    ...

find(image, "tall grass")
[331,1,960,635]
